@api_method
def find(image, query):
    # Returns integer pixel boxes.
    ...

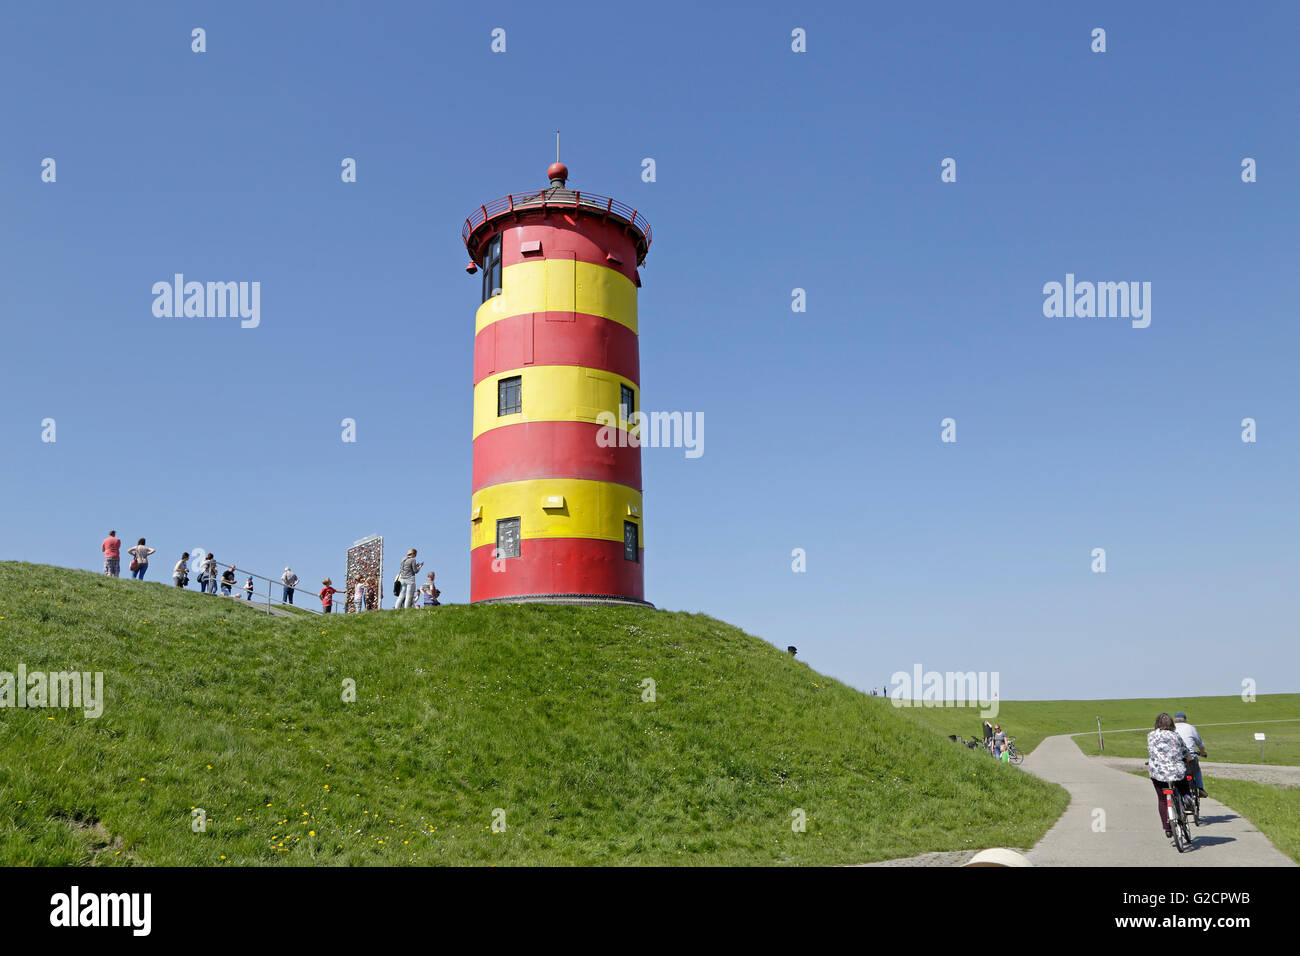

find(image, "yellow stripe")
[470,478,643,549]
[475,259,637,334]
[473,365,638,440]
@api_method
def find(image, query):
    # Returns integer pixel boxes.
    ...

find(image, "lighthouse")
[462,163,652,605]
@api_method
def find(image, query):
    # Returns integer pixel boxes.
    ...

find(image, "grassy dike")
[0,562,1066,866]
[895,695,1300,762]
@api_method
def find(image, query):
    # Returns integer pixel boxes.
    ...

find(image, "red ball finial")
[547,162,568,185]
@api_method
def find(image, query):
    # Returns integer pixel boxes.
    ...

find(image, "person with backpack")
[128,538,156,580]
[173,553,190,588]
[281,567,299,605]
[394,549,423,609]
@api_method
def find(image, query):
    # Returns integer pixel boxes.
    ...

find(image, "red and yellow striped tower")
[462,162,652,605]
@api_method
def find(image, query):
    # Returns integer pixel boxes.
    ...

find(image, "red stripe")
[499,220,641,285]
[470,538,644,602]
[473,312,639,385]
[473,421,642,492]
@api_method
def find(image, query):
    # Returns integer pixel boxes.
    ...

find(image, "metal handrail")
[199,561,344,615]
[462,187,653,252]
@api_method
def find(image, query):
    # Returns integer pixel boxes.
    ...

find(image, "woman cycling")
[1147,712,1193,839]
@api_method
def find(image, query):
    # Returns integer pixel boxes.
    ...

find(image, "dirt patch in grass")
[54,814,138,864]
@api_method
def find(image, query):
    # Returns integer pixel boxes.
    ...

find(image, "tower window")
[620,384,635,420]
[498,375,522,416]
[497,517,521,559]
[624,521,639,562]
[481,235,503,302]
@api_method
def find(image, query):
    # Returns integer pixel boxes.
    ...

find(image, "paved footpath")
[1023,735,1295,866]
[1093,756,1300,789]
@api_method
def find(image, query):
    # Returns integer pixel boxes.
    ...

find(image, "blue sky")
[2,1,1297,700]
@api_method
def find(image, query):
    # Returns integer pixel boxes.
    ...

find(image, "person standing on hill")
[173,553,190,588]
[394,549,423,609]
[128,538,155,580]
[102,530,122,577]
[281,567,299,605]
[200,554,218,594]
[319,578,339,613]
[992,724,1007,759]
[352,579,367,613]
[243,575,255,601]
[983,720,994,755]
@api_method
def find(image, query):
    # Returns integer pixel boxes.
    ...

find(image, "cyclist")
[1147,712,1193,839]
[1173,711,1208,798]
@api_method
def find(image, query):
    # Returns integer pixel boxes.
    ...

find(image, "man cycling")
[1173,711,1208,798]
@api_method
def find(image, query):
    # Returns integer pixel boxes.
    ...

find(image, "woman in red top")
[319,578,339,613]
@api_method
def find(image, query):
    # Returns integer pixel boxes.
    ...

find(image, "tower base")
[473,592,654,609]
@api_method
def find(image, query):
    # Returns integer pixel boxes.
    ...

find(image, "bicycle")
[1005,737,1024,765]
[1182,756,1202,828]
[1162,777,1193,852]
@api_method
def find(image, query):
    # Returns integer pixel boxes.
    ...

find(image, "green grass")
[1203,777,1300,862]
[894,695,1300,761]
[1080,722,1299,764]
[0,562,1067,866]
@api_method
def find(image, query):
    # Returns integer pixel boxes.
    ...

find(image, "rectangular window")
[481,235,503,303]
[624,521,639,562]
[620,384,634,420]
[498,375,522,416]
[497,517,521,559]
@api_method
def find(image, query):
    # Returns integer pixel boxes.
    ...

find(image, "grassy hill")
[894,696,1300,763]
[0,562,1066,865]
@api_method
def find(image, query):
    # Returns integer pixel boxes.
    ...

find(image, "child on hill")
[319,578,338,614]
